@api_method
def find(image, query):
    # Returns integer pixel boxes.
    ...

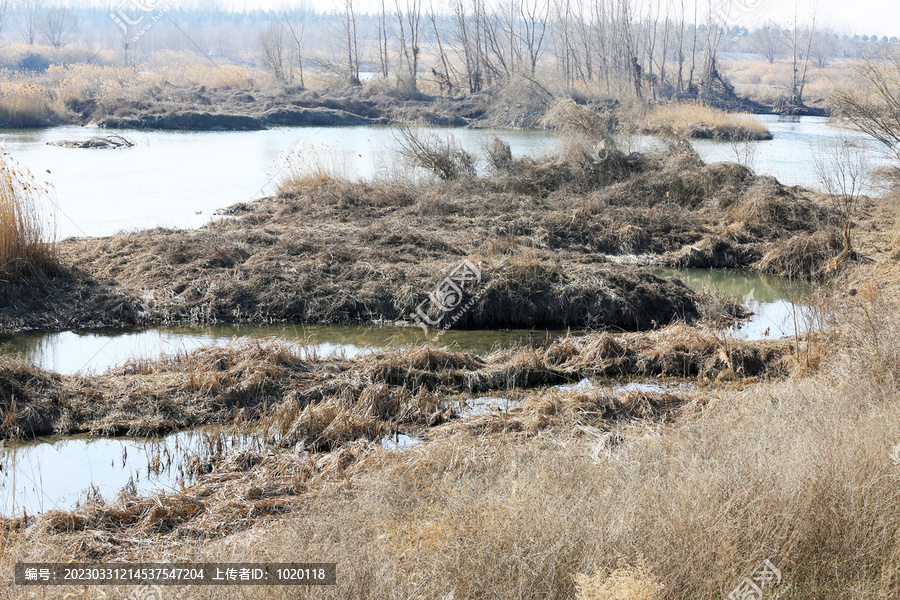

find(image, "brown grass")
[5,268,900,598]
[0,154,55,279]
[0,82,54,126]
[641,102,773,141]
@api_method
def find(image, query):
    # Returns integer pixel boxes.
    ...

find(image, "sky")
[115,0,900,37]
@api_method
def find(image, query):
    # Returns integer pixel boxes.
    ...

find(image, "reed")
[0,156,55,279]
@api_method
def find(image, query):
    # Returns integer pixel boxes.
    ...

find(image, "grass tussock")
[0,156,55,279]
[3,131,849,336]
[0,324,784,442]
[642,102,773,141]
[576,560,664,600]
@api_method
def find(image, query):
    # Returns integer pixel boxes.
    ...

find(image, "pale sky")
[134,0,900,37]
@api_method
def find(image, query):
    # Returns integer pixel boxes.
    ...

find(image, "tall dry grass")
[0,157,55,279]
[0,82,53,125]
[643,102,772,141]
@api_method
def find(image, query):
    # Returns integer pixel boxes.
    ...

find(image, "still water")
[0,116,886,240]
[0,324,563,375]
[652,268,817,340]
[0,125,558,239]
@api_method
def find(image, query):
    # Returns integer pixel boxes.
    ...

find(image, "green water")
[652,268,815,303]
[653,267,816,340]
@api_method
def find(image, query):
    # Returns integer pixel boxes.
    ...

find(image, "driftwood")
[48,135,135,149]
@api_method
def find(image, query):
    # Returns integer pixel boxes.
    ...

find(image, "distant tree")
[39,6,76,48]
[0,0,11,39]
[259,21,287,82]
[749,23,783,63]
[811,30,837,68]
[281,7,307,87]
[343,0,361,85]
[16,0,43,45]
[787,2,816,106]
[395,0,422,93]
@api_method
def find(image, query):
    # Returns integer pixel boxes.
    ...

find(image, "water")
[0,426,427,517]
[0,324,564,375]
[691,115,890,190]
[653,267,816,340]
[0,125,558,239]
[0,429,264,517]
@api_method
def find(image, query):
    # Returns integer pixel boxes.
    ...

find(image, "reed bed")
[641,102,773,141]
[0,156,55,279]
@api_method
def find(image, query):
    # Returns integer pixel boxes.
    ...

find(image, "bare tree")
[452,0,486,93]
[813,135,869,256]
[16,0,43,45]
[377,0,390,78]
[699,5,732,99]
[0,0,11,39]
[259,22,287,82]
[749,23,783,64]
[832,48,900,163]
[787,2,816,106]
[281,8,307,87]
[429,4,454,94]
[520,0,548,75]
[810,31,837,68]
[344,0,361,85]
[40,5,76,48]
[395,0,422,93]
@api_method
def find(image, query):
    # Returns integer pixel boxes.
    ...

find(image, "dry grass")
[0,155,55,279]
[576,560,664,600]
[6,270,900,598]
[0,324,784,442]
[724,58,850,105]
[0,82,53,126]
[642,102,772,141]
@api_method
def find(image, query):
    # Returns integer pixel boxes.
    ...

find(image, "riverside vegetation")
[2,100,900,599]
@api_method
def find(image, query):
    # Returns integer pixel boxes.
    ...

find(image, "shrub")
[394,124,476,181]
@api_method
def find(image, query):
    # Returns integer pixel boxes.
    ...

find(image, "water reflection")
[653,267,816,340]
[0,324,563,375]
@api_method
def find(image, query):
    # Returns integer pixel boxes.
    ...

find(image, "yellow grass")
[643,102,772,140]
[723,58,852,105]
[0,82,52,124]
[576,560,665,600]
[0,155,55,278]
